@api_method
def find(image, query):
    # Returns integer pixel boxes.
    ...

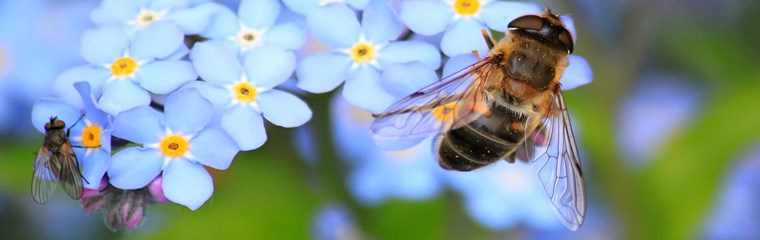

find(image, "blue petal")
[31,99,79,134]
[560,55,593,90]
[136,60,197,94]
[443,54,478,77]
[296,52,351,93]
[131,21,184,60]
[189,128,239,169]
[191,41,243,85]
[112,106,164,144]
[480,1,541,32]
[342,65,395,114]
[90,0,139,25]
[221,104,266,151]
[163,159,213,210]
[98,80,151,116]
[281,0,317,15]
[73,82,109,131]
[164,88,213,135]
[184,81,233,113]
[440,19,488,57]
[80,149,111,189]
[238,0,280,29]
[380,62,438,97]
[198,7,239,39]
[162,43,190,61]
[257,90,312,127]
[107,147,163,189]
[147,0,190,9]
[306,4,360,48]
[377,41,441,70]
[244,47,295,89]
[362,0,402,43]
[265,21,307,51]
[399,0,452,36]
[166,3,221,34]
[81,25,129,65]
[346,0,370,10]
[53,66,110,109]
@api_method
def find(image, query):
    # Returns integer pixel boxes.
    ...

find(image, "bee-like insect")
[371,10,586,230]
[32,116,87,204]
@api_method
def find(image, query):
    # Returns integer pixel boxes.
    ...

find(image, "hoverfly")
[371,9,586,230]
[32,115,87,204]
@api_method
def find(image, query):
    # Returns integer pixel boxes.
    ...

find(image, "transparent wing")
[54,143,84,200]
[32,146,57,204]
[371,59,497,150]
[531,90,586,231]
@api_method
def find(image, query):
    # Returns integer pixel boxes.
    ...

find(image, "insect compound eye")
[558,29,574,53]
[507,15,544,31]
[53,119,66,128]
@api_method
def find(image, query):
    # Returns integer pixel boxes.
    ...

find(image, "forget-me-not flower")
[297,1,441,113]
[90,0,220,36]
[282,0,369,15]
[73,23,197,115]
[189,41,311,151]
[200,0,306,56]
[107,88,239,210]
[399,0,542,56]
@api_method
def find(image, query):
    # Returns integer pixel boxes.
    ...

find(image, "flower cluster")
[30,0,594,232]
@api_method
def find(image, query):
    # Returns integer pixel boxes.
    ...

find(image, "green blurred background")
[1,0,760,239]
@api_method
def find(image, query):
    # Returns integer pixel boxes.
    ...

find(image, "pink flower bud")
[148,176,170,203]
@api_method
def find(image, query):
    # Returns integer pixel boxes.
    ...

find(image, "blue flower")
[282,0,369,15]
[90,0,220,35]
[332,95,443,204]
[443,161,561,230]
[399,0,542,56]
[311,204,363,240]
[30,82,112,190]
[189,41,311,151]
[200,0,306,56]
[617,75,701,168]
[70,23,197,115]
[296,1,441,113]
[107,88,239,210]
[702,144,760,239]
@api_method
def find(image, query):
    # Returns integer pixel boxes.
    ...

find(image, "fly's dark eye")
[508,15,544,31]
[558,29,574,53]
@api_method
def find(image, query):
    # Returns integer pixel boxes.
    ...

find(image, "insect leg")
[66,114,86,137]
[481,29,496,50]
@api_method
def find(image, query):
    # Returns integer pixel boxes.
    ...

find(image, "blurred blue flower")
[443,161,561,230]
[296,1,441,113]
[311,204,364,240]
[282,0,369,15]
[399,0,541,56]
[617,75,701,168]
[702,144,760,239]
[107,89,239,210]
[332,95,443,204]
[189,41,311,151]
[66,22,196,115]
[0,0,94,134]
[90,0,220,35]
[200,0,306,56]
[29,82,112,190]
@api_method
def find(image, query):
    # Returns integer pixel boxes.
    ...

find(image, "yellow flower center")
[80,124,102,148]
[110,57,138,77]
[159,135,189,158]
[432,102,458,122]
[350,42,376,64]
[453,0,480,16]
[232,82,258,103]
[135,10,162,28]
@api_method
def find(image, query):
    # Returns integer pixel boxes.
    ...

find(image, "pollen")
[80,124,102,148]
[350,42,376,64]
[159,135,189,158]
[453,0,480,16]
[432,102,458,122]
[232,81,258,103]
[110,57,138,77]
[134,9,163,29]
